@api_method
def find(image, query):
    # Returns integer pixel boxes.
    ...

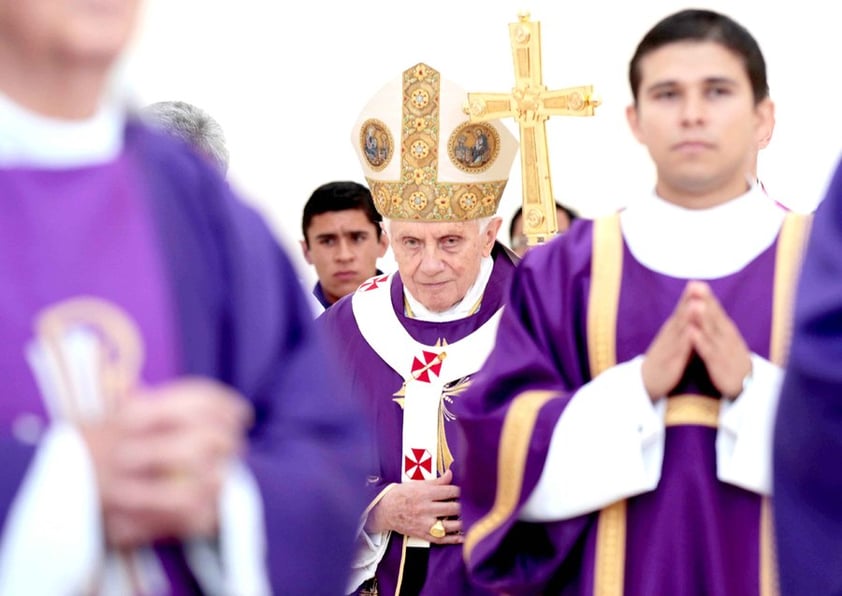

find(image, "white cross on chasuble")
[352,273,503,547]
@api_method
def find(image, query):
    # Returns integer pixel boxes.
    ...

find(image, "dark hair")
[302,181,382,245]
[629,9,768,104]
[508,202,579,243]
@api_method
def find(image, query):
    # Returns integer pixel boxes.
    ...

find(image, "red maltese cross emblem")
[359,275,389,292]
[410,350,447,383]
[404,448,433,480]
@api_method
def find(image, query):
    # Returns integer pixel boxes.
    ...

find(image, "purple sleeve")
[219,197,369,594]
[774,159,842,595]
[316,297,389,509]
[0,441,36,537]
[454,223,596,593]
[135,125,368,595]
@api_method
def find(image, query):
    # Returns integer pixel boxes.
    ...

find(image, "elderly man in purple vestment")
[774,158,842,596]
[318,63,518,595]
[0,1,366,594]
[455,9,811,596]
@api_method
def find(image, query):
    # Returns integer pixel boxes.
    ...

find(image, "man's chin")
[331,280,364,298]
[417,294,458,314]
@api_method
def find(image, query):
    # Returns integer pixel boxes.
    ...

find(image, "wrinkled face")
[626,41,774,206]
[0,0,141,67]
[301,209,388,305]
[391,218,501,313]
[511,207,573,257]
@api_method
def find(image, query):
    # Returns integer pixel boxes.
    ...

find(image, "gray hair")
[142,101,230,175]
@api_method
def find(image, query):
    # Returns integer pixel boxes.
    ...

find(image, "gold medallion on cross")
[465,12,599,247]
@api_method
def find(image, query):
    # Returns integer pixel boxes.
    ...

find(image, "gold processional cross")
[465,12,600,247]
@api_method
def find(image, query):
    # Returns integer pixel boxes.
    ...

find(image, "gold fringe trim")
[463,390,557,563]
[762,212,811,596]
[588,214,626,596]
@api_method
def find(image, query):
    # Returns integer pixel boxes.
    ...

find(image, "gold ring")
[429,519,446,538]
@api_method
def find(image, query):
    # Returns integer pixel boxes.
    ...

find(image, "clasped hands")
[642,281,752,401]
[80,377,253,548]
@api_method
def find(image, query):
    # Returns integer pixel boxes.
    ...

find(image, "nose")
[336,239,354,262]
[680,93,706,127]
[418,245,445,275]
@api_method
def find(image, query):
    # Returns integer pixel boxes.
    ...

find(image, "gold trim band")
[761,212,811,596]
[664,395,720,428]
[463,390,557,563]
[588,214,625,596]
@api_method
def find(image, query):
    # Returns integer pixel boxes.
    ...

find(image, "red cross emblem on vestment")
[410,350,446,383]
[359,275,389,292]
[404,448,433,480]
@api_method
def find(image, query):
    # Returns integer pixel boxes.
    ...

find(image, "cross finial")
[465,14,599,246]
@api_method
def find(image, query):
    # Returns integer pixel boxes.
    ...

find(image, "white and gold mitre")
[351,63,518,222]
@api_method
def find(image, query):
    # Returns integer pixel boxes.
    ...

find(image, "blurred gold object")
[465,12,599,247]
[429,519,446,538]
[35,297,143,420]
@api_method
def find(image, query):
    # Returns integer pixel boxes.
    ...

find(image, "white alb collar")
[403,255,495,322]
[620,185,787,279]
[0,92,124,168]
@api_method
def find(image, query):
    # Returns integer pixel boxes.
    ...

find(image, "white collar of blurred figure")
[0,91,125,168]
[403,254,495,323]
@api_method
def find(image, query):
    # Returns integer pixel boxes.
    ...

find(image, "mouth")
[672,140,714,152]
[334,271,358,281]
[418,281,450,290]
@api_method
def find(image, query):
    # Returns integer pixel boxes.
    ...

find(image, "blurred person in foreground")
[774,157,842,596]
[0,1,365,594]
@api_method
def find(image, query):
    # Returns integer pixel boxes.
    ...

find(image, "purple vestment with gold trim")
[456,217,793,595]
[318,245,516,596]
[0,122,367,594]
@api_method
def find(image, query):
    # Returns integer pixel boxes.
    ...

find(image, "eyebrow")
[645,76,739,94]
[314,229,370,240]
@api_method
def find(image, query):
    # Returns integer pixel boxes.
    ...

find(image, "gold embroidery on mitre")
[368,178,508,221]
[364,63,508,222]
[359,118,393,171]
[448,122,500,173]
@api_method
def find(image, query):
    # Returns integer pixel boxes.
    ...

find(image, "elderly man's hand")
[81,377,253,548]
[365,469,462,545]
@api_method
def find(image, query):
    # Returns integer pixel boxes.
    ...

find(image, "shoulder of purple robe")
[454,217,599,592]
[126,121,368,594]
[774,159,842,596]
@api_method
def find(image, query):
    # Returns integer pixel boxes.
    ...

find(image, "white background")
[122,0,842,284]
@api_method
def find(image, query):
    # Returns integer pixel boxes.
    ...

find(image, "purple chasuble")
[0,141,202,593]
[456,218,782,595]
[0,145,180,425]
[0,122,368,595]
[318,244,516,596]
[774,159,842,596]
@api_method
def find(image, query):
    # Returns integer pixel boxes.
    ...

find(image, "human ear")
[755,98,775,150]
[626,103,645,145]
[300,239,313,265]
[483,217,503,257]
